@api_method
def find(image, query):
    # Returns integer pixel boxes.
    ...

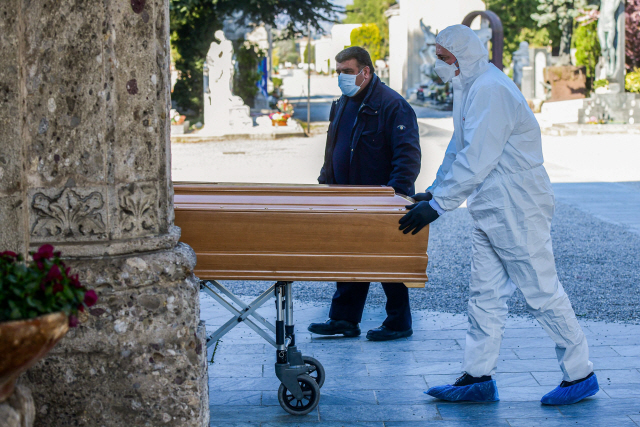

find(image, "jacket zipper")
[349,102,367,163]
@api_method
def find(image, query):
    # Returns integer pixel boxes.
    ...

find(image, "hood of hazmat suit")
[426,25,593,384]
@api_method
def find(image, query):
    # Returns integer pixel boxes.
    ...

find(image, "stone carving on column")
[29,188,107,240]
[118,182,158,236]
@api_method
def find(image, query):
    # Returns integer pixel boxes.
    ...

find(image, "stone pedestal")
[0,0,208,426]
[521,66,535,100]
[578,93,640,124]
[0,381,35,427]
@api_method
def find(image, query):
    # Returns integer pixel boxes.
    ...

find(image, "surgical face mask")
[434,59,459,83]
[338,68,365,97]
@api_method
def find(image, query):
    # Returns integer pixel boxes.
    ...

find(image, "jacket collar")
[361,73,380,108]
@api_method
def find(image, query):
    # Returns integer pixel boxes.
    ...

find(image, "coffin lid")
[173,182,414,213]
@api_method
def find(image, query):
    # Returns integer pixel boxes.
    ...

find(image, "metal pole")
[306,21,311,135]
[266,24,273,82]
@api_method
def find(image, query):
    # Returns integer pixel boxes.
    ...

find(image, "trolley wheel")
[277,374,321,415]
[302,356,325,388]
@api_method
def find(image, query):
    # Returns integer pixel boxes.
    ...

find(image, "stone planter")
[171,120,190,135]
[0,313,68,402]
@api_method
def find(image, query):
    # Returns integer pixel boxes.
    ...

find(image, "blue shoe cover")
[541,374,599,405]
[425,380,499,402]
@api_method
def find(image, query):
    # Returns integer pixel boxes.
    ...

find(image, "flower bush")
[170,109,186,125]
[276,99,294,115]
[593,79,609,90]
[0,245,97,327]
[269,112,291,123]
[626,68,640,93]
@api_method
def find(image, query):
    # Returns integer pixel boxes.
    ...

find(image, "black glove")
[398,201,439,235]
[410,192,433,202]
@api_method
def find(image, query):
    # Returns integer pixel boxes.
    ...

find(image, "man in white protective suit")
[398,25,599,405]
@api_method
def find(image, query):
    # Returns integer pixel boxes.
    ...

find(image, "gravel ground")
[220,201,640,324]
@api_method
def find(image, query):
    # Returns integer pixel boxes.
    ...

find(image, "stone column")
[0,0,209,426]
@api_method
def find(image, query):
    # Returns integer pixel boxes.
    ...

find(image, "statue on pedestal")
[512,41,530,89]
[201,30,253,135]
[597,0,626,91]
[578,0,640,125]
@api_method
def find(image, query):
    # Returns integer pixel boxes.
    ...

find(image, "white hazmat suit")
[427,25,593,382]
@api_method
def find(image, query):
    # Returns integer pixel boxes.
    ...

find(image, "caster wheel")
[302,356,325,388]
[278,374,320,415]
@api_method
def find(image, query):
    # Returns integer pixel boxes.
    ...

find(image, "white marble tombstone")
[534,51,548,100]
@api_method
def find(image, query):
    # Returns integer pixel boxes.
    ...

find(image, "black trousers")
[328,282,412,331]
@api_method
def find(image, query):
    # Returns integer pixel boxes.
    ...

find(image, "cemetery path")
[203,294,640,426]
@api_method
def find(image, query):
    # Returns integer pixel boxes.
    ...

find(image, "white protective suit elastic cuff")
[429,199,445,216]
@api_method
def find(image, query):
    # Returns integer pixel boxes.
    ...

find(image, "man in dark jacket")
[308,47,421,341]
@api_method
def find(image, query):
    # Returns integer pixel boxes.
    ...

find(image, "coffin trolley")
[173,183,429,415]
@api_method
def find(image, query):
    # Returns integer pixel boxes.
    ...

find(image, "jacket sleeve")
[386,100,421,196]
[318,100,338,184]
[426,132,457,195]
[433,84,519,211]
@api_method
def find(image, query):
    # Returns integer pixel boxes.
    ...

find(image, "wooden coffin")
[173,183,428,286]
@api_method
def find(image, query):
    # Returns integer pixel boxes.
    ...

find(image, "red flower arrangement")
[0,245,98,327]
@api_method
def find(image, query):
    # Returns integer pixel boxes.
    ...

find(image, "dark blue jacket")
[318,74,421,196]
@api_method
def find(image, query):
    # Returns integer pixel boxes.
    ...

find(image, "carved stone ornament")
[31,188,106,239]
[118,182,158,236]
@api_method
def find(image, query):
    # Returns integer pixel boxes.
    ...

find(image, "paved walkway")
[203,293,640,426]
[552,182,640,236]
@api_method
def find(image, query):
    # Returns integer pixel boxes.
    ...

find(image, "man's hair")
[335,46,375,73]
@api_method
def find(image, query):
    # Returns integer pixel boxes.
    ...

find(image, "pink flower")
[52,283,63,293]
[83,290,98,307]
[46,264,63,282]
[0,251,17,259]
[33,244,55,262]
[77,304,85,313]
[70,274,82,288]
[68,315,78,328]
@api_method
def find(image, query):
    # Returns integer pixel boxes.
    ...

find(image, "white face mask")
[434,59,459,83]
[338,68,365,97]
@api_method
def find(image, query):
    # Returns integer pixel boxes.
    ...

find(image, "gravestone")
[533,49,550,99]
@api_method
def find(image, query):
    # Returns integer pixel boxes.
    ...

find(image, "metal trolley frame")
[201,280,325,415]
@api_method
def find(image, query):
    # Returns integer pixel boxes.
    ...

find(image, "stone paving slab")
[318,404,439,422]
[506,416,639,427]
[203,293,640,426]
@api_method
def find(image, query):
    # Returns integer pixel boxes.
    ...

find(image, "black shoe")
[308,319,361,337]
[454,373,493,386]
[366,325,413,341]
